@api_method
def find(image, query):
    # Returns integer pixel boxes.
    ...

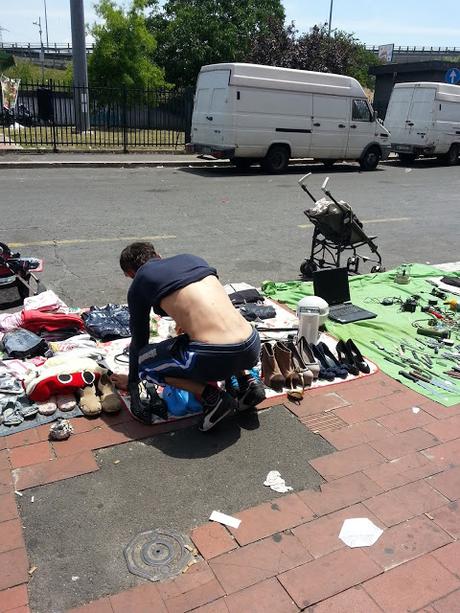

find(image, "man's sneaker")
[237,379,266,412]
[199,391,236,432]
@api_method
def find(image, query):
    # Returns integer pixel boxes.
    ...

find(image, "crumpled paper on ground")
[338,517,383,548]
[264,470,293,493]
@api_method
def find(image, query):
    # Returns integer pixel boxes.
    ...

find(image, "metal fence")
[0,81,194,151]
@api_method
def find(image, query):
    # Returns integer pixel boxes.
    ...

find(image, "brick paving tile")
[366,515,452,571]
[362,554,460,613]
[293,503,383,558]
[380,389,429,411]
[4,430,40,450]
[0,548,29,591]
[427,466,460,501]
[286,391,349,419]
[210,531,311,594]
[162,578,224,613]
[334,398,395,425]
[297,472,382,516]
[5,606,30,613]
[0,493,18,522]
[363,452,442,491]
[8,442,53,470]
[192,599,229,613]
[228,493,314,546]
[0,450,10,472]
[432,540,460,576]
[110,583,167,612]
[423,413,460,443]
[369,429,440,461]
[418,400,460,420]
[377,407,436,433]
[13,450,99,490]
[0,584,29,612]
[0,519,25,554]
[304,585,383,613]
[422,438,460,470]
[338,380,399,404]
[320,420,391,450]
[225,578,298,613]
[68,597,114,612]
[278,547,382,608]
[430,500,460,538]
[363,480,448,526]
[191,523,237,560]
[430,589,460,612]
[52,428,129,458]
[309,444,385,481]
[0,469,13,495]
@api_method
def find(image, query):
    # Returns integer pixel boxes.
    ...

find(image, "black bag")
[240,304,276,321]
[228,288,264,306]
[2,328,49,359]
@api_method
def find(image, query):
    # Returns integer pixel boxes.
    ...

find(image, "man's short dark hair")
[119,242,159,274]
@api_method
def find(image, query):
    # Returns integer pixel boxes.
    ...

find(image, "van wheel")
[262,145,290,173]
[359,147,381,171]
[231,158,253,171]
[442,144,459,166]
[321,159,337,169]
[398,153,417,165]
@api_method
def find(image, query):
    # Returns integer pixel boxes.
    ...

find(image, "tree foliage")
[247,22,380,89]
[147,0,285,86]
[88,0,166,89]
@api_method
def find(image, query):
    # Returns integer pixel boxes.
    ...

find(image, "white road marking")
[9,235,176,248]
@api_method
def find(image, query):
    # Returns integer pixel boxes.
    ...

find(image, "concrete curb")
[0,159,232,169]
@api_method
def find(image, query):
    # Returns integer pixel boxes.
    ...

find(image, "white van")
[385,82,460,165]
[187,63,390,172]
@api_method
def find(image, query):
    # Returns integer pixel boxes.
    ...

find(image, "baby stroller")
[0,242,43,306]
[298,174,384,278]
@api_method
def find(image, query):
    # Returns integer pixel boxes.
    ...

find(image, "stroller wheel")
[371,265,385,273]
[300,260,317,278]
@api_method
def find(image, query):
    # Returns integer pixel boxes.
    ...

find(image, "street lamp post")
[43,0,50,51]
[328,0,334,36]
[33,17,45,81]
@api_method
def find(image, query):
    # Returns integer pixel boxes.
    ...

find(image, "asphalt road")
[1,158,459,307]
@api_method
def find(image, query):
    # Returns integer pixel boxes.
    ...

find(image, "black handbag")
[2,328,49,359]
[240,304,276,321]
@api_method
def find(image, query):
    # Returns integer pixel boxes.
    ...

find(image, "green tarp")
[262,264,460,407]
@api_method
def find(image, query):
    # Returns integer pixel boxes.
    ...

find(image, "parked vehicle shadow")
[384,156,447,169]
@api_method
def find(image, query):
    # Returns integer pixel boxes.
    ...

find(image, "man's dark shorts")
[138,329,260,385]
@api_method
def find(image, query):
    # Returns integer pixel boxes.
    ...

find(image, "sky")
[1,0,459,49]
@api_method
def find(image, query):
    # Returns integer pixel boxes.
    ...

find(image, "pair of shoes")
[199,388,237,432]
[311,342,348,380]
[261,341,314,392]
[237,378,266,412]
[127,381,168,424]
[336,339,370,374]
[78,374,123,417]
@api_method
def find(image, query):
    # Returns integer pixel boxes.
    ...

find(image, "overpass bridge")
[1,41,460,64]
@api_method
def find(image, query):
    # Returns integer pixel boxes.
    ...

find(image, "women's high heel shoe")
[310,343,335,381]
[317,342,348,379]
[285,340,313,387]
[296,337,320,380]
[274,341,303,389]
[336,340,360,376]
[346,339,370,374]
[261,342,285,392]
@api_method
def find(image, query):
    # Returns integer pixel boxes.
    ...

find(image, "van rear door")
[311,94,349,158]
[386,86,435,149]
[191,69,232,148]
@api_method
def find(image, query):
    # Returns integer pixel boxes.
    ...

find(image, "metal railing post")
[123,86,128,153]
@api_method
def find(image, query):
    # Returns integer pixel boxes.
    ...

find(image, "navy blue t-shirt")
[127,254,217,382]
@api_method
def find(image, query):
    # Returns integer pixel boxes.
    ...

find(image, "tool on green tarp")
[370,340,385,351]
[398,371,445,398]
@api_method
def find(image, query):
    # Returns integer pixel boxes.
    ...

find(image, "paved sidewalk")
[1,372,460,612]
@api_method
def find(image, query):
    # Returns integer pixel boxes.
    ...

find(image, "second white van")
[187,63,391,173]
[385,82,460,165]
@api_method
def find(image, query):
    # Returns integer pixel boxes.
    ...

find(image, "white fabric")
[23,290,69,313]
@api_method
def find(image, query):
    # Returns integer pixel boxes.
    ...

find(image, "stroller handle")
[321,177,330,192]
[298,172,312,186]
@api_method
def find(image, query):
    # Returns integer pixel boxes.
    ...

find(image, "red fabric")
[21,310,85,333]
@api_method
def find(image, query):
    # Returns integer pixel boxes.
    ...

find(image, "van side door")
[346,98,376,157]
[311,95,349,158]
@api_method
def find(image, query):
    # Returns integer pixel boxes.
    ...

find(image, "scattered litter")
[71,576,79,581]
[15,490,23,497]
[404,168,412,173]
[412,406,421,414]
[339,518,383,548]
[209,510,241,529]
[113,460,120,465]
[28,566,38,576]
[30,496,34,503]
[264,470,293,493]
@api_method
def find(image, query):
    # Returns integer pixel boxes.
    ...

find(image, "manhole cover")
[124,528,197,582]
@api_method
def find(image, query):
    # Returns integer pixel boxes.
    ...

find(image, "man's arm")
[128,287,151,384]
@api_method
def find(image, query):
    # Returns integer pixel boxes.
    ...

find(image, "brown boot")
[261,342,285,392]
[274,342,303,389]
[285,340,313,387]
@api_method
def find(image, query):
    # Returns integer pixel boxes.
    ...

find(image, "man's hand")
[110,373,129,391]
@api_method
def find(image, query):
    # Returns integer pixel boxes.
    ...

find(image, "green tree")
[88,0,166,89]
[147,0,285,86]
